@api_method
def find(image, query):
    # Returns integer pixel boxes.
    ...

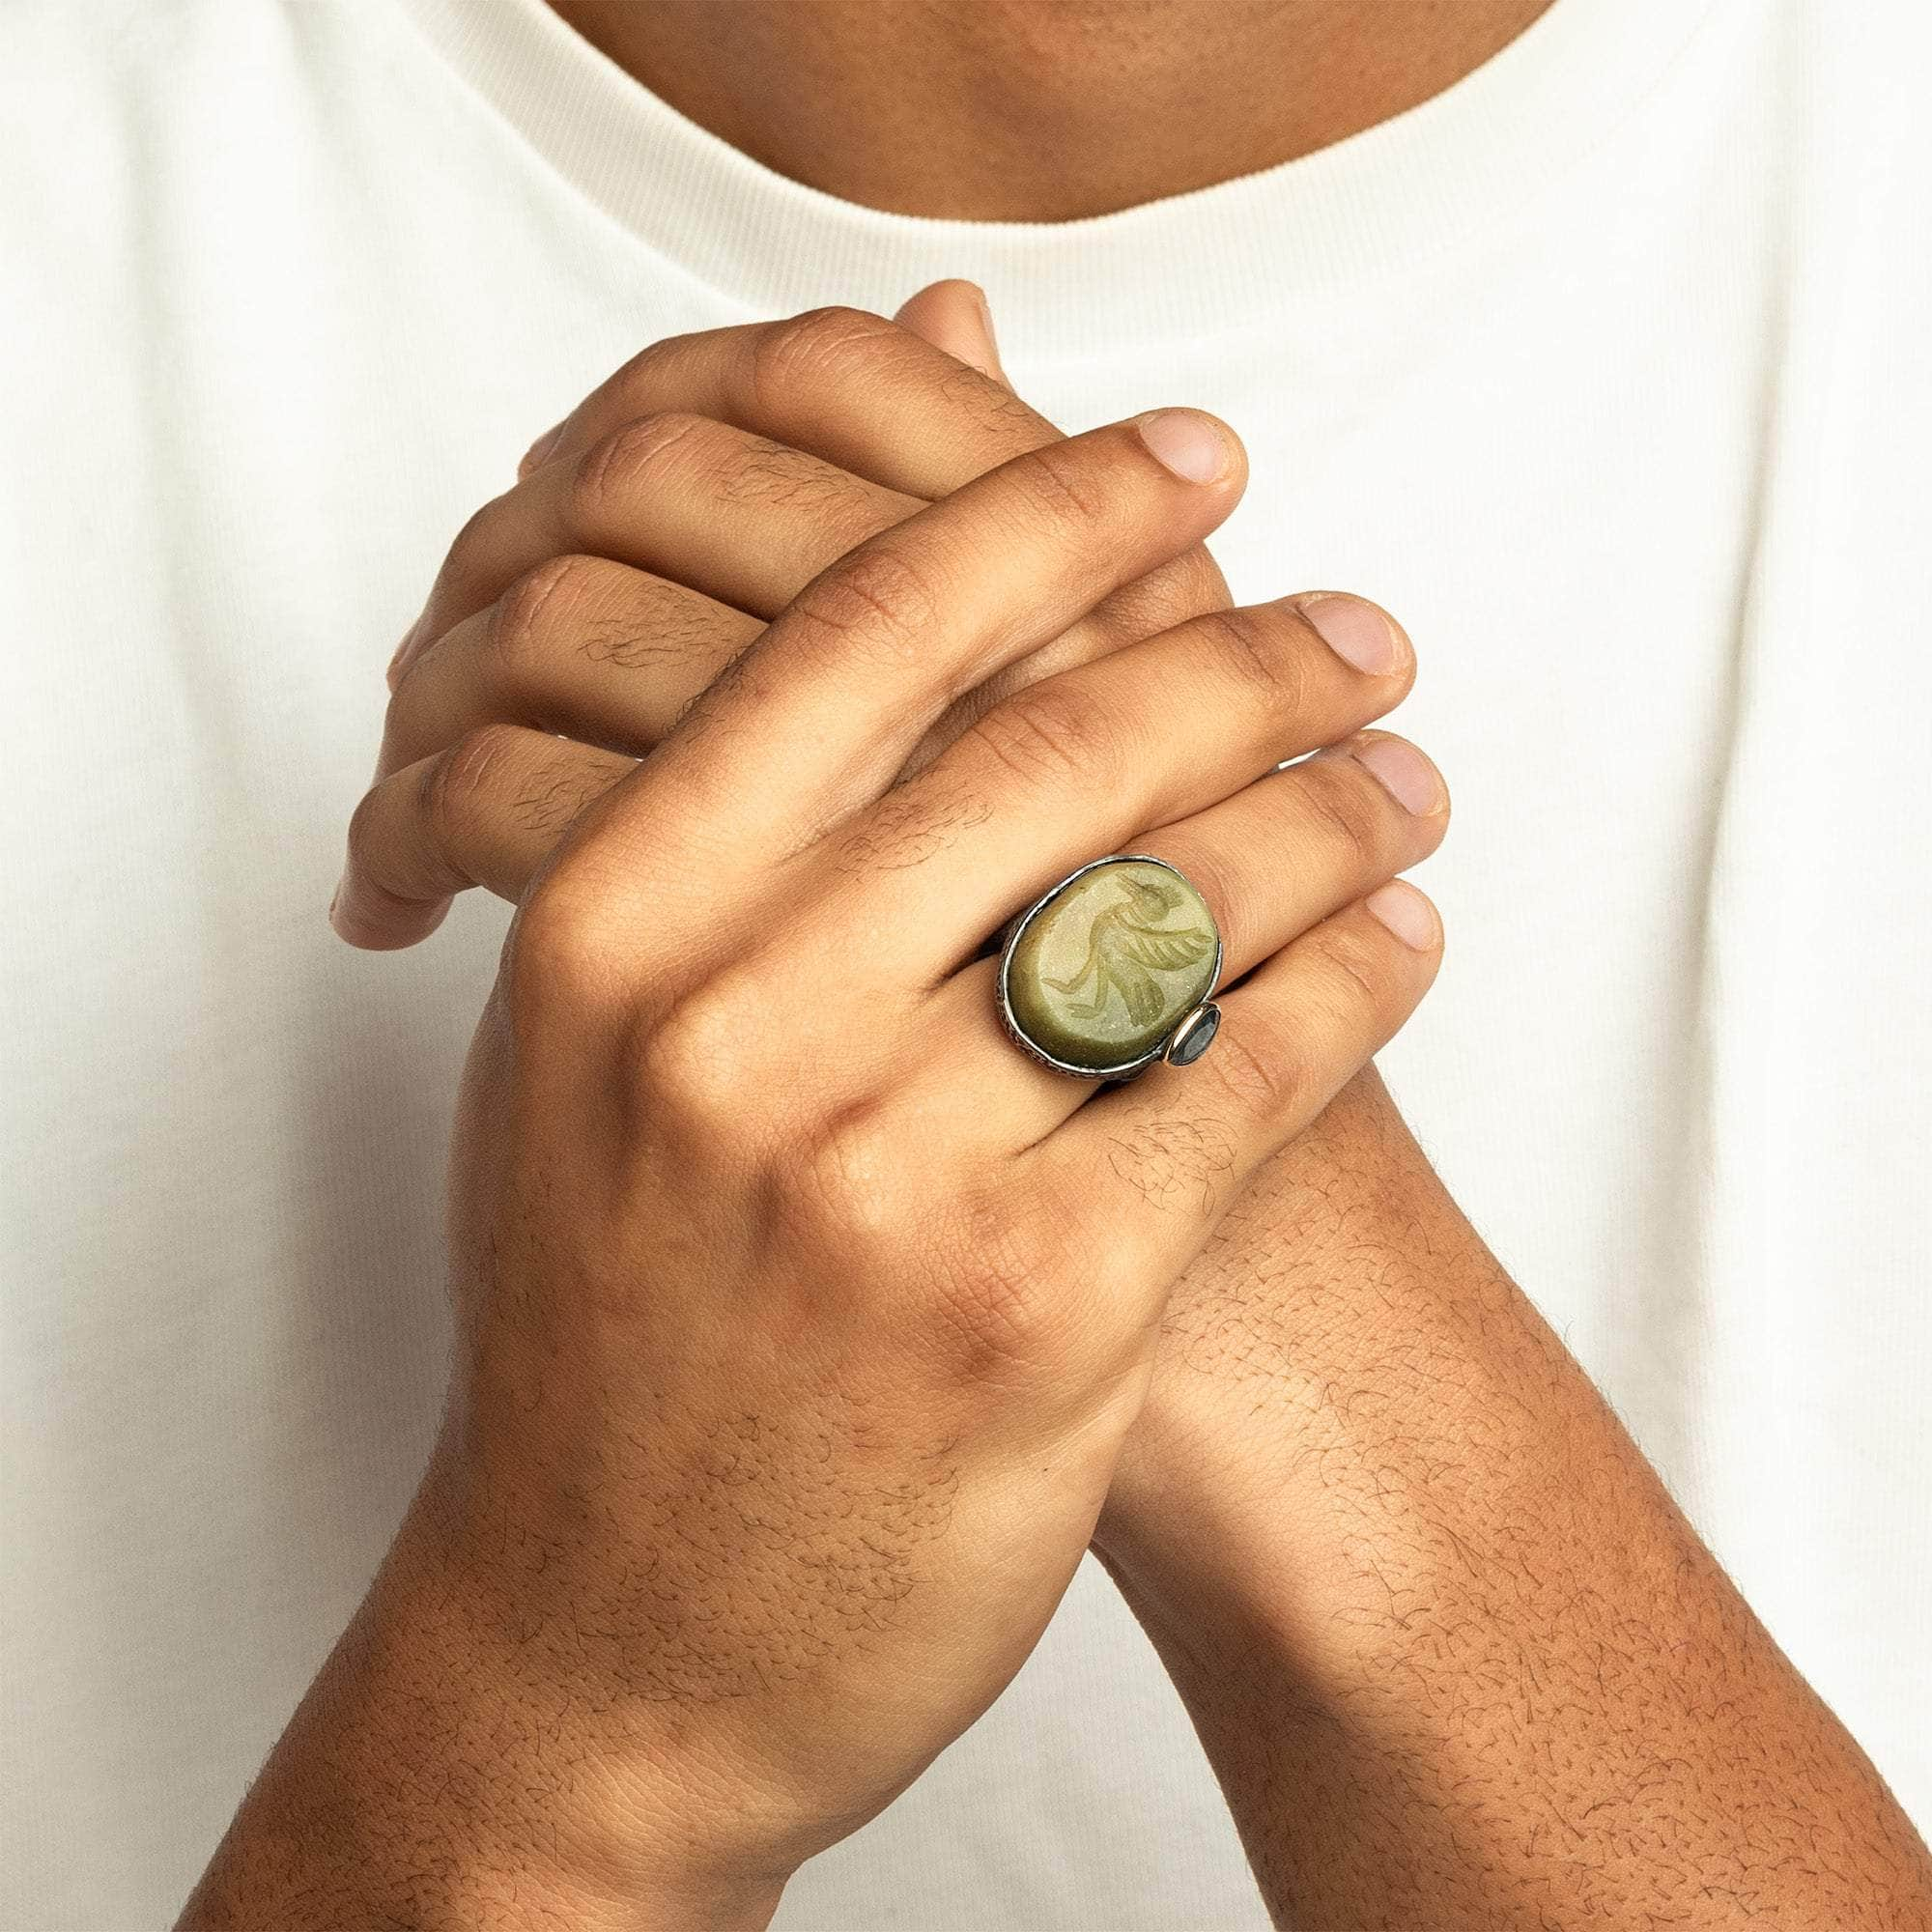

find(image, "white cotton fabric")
[3,0,1929,1922]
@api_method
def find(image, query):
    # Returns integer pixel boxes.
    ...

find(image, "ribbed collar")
[385,0,1723,355]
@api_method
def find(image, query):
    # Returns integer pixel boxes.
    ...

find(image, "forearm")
[1097,1070,1932,1928]
[175,1460,783,1932]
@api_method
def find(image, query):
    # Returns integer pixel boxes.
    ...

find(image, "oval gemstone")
[1005,859,1219,1072]
[1165,1001,1221,1066]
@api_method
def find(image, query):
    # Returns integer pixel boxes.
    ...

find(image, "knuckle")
[1298,758,1393,875]
[440,497,506,603]
[1157,547,1234,616]
[947,360,1044,440]
[787,539,944,666]
[507,873,627,1015]
[1004,437,1116,531]
[635,973,763,1128]
[1205,1008,1308,1120]
[748,305,898,408]
[786,1095,923,1258]
[490,554,602,677]
[599,333,690,415]
[1309,916,1403,1015]
[574,412,710,514]
[1196,605,1310,717]
[967,680,1117,791]
[424,723,523,843]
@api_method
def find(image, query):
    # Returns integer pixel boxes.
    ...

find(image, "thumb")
[892,278,1011,389]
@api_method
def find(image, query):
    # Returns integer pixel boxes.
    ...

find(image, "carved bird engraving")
[1044,874,1214,1027]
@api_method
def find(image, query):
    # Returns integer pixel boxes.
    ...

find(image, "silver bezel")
[994,853,1224,1081]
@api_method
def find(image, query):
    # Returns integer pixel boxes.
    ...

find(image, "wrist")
[1090,1071,1512,1680]
[1092,1345,1321,1648]
[178,1461,787,1932]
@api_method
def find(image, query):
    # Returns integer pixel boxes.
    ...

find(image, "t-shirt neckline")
[386,0,1721,355]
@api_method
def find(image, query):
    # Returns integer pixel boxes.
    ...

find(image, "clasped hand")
[329,299,1447,1919]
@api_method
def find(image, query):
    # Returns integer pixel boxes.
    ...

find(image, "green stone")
[1006,859,1219,1072]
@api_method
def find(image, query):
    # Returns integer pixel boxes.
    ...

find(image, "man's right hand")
[185,393,1447,1930]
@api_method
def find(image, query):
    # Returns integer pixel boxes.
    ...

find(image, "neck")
[546,0,1557,223]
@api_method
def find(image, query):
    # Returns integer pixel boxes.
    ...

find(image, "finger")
[497,302,1229,747]
[803,594,1419,981]
[370,566,1377,956]
[331,726,635,950]
[893,278,1009,387]
[890,277,1233,767]
[522,305,1047,502]
[1037,883,1443,1301]
[884,729,1446,1140]
[886,288,1241,746]
[570,410,1250,886]
[381,556,763,775]
[1138,731,1447,978]
[394,413,923,686]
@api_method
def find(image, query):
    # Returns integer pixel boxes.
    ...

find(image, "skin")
[185,367,1447,1931]
[544,0,1560,221]
[179,0,1932,1922]
[1100,1067,1932,1928]
[278,293,1932,1928]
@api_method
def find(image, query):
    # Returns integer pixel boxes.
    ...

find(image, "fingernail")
[1365,880,1439,951]
[1295,593,1405,676]
[518,419,565,477]
[1135,409,1235,484]
[1350,736,1445,815]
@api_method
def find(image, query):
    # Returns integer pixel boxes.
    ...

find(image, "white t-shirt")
[5,0,1928,1923]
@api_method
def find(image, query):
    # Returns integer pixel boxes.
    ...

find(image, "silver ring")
[995,853,1224,1080]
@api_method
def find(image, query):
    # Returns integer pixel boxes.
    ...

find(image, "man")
[5,0,1929,1926]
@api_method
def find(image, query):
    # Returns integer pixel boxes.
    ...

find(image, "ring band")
[996,853,1224,1079]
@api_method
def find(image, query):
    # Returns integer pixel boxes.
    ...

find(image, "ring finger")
[886,731,1447,1143]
